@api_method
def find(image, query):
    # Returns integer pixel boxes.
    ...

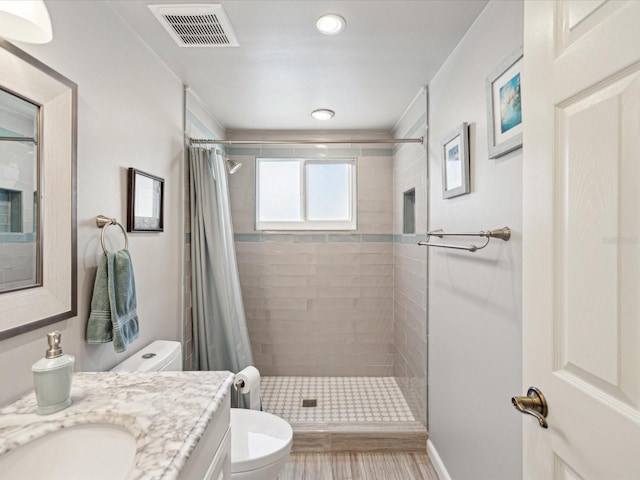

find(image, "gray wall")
[393,89,428,426]
[0,1,184,405]
[428,1,523,478]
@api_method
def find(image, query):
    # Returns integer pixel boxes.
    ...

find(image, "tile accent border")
[0,233,36,243]
[233,233,426,243]
[394,234,427,244]
[234,233,394,243]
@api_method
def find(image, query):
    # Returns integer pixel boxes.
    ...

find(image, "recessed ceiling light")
[311,109,335,120]
[316,14,346,35]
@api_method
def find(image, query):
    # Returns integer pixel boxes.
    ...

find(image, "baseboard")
[427,439,452,480]
[291,421,427,452]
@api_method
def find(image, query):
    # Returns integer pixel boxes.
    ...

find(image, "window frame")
[255,157,357,231]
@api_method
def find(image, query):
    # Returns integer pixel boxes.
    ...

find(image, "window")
[256,158,357,230]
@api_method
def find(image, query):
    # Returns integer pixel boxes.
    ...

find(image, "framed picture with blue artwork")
[441,122,470,199]
[485,47,523,159]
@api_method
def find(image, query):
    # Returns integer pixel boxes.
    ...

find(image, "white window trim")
[255,157,357,231]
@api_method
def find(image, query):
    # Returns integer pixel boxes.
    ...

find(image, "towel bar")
[96,215,129,254]
[417,227,511,252]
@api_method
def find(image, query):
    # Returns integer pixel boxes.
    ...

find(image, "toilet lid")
[230,409,293,473]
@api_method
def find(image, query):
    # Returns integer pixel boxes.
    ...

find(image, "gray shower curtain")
[188,146,253,373]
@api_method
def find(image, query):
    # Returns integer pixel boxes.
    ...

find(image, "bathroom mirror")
[0,40,77,340]
[0,87,41,293]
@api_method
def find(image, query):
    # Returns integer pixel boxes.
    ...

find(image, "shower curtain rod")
[188,136,424,146]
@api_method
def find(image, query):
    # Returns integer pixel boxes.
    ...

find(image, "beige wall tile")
[268,264,317,276]
[315,243,360,254]
[314,253,361,266]
[226,142,401,377]
[262,275,310,287]
[316,264,362,276]
[393,90,428,426]
[268,309,312,321]
[360,287,393,298]
[316,287,360,298]
[360,243,393,254]
[260,365,312,376]
[266,286,316,298]
[360,264,393,276]
[264,298,309,310]
[307,275,359,287]
[316,353,353,367]
[356,275,393,287]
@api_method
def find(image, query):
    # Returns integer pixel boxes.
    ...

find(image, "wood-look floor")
[277,452,439,480]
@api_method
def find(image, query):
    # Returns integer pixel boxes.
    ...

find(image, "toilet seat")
[230,409,293,475]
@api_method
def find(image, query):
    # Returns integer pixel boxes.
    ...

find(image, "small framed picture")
[485,47,523,159]
[127,168,164,232]
[441,122,470,199]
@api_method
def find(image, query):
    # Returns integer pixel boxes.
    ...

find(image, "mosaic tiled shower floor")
[261,377,415,423]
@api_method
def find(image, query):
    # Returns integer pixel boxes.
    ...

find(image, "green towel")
[107,249,139,353]
[86,254,112,344]
[87,249,139,352]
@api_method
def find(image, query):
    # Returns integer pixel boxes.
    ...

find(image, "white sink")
[0,423,137,480]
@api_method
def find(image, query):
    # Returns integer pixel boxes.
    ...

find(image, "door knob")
[512,386,548,428]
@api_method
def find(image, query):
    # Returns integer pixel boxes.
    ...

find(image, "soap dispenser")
[31,331,75,415]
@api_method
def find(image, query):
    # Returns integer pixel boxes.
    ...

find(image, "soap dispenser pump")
[32,331,75,415]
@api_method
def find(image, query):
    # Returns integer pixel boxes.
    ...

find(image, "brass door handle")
[512,386,549,428]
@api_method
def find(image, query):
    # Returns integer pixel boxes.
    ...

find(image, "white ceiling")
[108,0,488,132]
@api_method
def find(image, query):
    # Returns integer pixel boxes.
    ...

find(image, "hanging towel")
[86,249,139,352]
[86,254,112,344]
[107,249,139,353]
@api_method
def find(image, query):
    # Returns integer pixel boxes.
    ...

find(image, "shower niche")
[403,188,416,234]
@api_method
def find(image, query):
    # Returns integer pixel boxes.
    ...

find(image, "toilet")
[111,341,292,480]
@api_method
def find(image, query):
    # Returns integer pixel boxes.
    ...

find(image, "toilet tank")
[110,340,183,372]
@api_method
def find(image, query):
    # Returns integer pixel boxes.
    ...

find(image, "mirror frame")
[0,40,77,340]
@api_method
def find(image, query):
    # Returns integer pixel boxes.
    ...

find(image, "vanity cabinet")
[179,393,231,480]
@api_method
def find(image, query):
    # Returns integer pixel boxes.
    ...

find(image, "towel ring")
[96,215,128,255]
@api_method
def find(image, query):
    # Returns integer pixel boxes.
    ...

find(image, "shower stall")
[184,87,429,451]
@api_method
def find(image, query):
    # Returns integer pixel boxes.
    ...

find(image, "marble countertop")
[0,371,235,480]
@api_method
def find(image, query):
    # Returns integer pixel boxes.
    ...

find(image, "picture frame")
[485,46,523,159]
[127,168,164,232]
[441,122,470,199]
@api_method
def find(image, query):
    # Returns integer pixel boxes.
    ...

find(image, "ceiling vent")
[148,4,239,47]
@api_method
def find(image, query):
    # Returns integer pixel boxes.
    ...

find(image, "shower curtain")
[188,146,254,374]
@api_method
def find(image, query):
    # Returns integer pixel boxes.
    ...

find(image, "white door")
[522,0,640,478]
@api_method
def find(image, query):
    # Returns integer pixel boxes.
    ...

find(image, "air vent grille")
[164,14,230,46]
[149,5,239,48]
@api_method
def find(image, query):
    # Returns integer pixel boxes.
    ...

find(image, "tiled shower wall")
[227,132,395,376]
[392,90,428,426]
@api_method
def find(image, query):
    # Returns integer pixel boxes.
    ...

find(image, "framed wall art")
[442,122,470,199]
[127,168,164,232]
[485,47,523,159]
